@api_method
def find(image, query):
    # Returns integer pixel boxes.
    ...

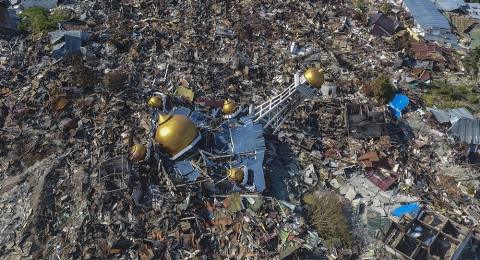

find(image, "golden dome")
[130,143,146,161]
[227,168,244,183]
[304,68,324,88]
[147,96,162,108]
[155,113,199,158]
[222,99,236,115]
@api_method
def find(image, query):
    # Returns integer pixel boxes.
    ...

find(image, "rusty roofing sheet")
[410,41,447,62]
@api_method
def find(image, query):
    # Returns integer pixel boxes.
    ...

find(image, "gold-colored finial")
[222,99,237,115]
[304,68,324,88]
[227,168,244,183]
[130,143,147,161]
[147,96,163,109]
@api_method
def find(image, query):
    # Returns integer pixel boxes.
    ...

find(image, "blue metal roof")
[424,33,458,46]
[465,3,480,20]
[230,121,266,191]
[404,0,452,30]
[174,161,201,182]
[431,0,465,11]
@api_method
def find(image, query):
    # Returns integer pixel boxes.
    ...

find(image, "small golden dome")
[227,168,244,183]
[130,143,146,161]
[222,99,236,115]
[155,113,199,158]
[147,96,162,108]
[304,68,324,88]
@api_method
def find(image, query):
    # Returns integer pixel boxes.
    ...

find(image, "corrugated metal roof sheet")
[429,107,474,124]
[448,118,480,144]
[410,41,447,62]
[404,0,452,30]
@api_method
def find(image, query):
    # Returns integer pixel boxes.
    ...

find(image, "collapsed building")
[131,68,325,194]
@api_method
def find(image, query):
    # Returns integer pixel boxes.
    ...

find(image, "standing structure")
[250,68,324,133]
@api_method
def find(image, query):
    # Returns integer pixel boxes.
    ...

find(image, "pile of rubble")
[1,0,480,259]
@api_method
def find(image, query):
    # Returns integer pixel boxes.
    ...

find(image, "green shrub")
[368,75,395,104]
[423,84,479,110]
[19,7,69,35]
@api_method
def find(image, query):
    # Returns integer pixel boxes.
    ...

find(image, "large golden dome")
[155,113,200,159]
[304,68,324,88]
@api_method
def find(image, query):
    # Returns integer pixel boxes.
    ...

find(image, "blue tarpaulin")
[392,203,421,218]
[388,94,410,119]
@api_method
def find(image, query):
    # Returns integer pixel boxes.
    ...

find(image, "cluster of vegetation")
[423,84,479,110]
[364,74,396,104]
[303,192,352,249]
[379,1,392,13]
[353,0,368,25]
[463,47,480,80]
[19,7,69,35]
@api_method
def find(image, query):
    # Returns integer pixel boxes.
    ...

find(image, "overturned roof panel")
[448,118,480,144]
[404,0,452,30]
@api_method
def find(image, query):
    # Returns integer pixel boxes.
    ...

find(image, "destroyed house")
[384,210,478,259]
[345,103,389,139]
[403,0,459,46]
